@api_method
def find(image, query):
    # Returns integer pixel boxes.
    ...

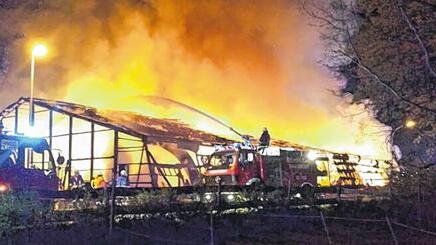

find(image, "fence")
[4,206,436,244]
[112,211,436,244]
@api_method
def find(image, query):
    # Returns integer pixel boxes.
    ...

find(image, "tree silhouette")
[301,0,435,168]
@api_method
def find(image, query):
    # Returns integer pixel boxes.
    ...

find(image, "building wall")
[1,101,192,189]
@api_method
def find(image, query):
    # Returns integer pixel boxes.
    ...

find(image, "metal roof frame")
[0,97,233,146]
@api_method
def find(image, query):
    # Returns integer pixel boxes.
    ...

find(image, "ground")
[2,203,435,245]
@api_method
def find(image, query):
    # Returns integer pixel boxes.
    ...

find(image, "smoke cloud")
[0,0,390,158]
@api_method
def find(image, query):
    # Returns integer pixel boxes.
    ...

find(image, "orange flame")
[5,1,390,160]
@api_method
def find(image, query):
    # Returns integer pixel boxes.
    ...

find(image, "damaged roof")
[0,97,233,145]
[0,97,342,154]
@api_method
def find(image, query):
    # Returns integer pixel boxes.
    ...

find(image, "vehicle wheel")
[300,184,315,201]
[252,180,265,188]
[248,179,265,193]
[192,177,205,186]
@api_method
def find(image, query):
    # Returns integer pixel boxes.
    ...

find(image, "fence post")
[109,131,119,239]
[287,178,291,201]
[209,176,222,245]
[209,211,214,245]
[320,211,332,244]
[385,216,398,245]
[215,176,222,211]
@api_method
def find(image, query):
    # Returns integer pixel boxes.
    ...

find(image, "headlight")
[0,183,9,193]
[226,194,235,202]
[307,150,318,161]
[204,193,214,202]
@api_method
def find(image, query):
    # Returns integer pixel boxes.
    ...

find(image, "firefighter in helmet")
[116,169,129,187]
[259,127,270,147]
[91,173,107,189]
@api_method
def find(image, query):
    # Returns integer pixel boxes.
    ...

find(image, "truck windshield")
[209,152,235,169]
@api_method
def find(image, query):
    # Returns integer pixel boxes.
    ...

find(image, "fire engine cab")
[202,144,265,186]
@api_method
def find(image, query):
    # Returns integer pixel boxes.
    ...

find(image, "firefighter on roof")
[259,127,270,147]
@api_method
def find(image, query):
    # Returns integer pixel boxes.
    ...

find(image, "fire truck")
[0,133,61,195]
[201,143,389,192]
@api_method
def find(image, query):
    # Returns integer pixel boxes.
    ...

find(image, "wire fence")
[111,212,436,245]
[4,208,436,244]
[251,213,436,245]
[115,227,198,244]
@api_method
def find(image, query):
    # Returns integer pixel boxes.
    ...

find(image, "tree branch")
[396,0,436,79]
[411,0,436,10]
[339,49,436,114]
[339,15,436,114]
[300,0,436,114]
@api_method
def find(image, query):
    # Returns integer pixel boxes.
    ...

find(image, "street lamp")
[390,119,416,160]
[405,120,416,129]
[392,119,416,139]
[29,44,47,126]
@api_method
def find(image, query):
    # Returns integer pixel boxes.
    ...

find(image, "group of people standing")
[69,168,129,190]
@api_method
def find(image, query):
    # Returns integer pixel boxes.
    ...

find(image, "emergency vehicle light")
[307,150,318,161]
[0,183,9,193]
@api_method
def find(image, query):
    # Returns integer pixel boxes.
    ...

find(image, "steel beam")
[90,122,95,181]
[14,107,18,134]
[49,110,53,148]
[147,149,172,187]
[109,130,119,236]
[67,115,73,189]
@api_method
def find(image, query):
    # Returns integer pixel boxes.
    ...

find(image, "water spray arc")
[142,95,245,139]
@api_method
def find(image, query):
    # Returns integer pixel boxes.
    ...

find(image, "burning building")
[0,0,391,162]
[0,97,391,190]
[0,97,234,189]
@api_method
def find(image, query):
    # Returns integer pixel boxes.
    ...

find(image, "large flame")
[2,1,391,160]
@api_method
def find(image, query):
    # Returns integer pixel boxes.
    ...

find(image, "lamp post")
[390,119,416,160]
[29,44,47,126]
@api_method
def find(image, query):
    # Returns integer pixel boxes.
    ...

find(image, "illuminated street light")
[390,119,417,160]
[405,119,416,129]
[393,119,416,136]
[30,44,48,126]
[32,44,47,57]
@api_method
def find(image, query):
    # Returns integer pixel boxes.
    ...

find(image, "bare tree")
[300,0,435,113]
[300,0,435,168]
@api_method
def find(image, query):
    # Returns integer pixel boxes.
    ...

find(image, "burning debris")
[2,97,232,145]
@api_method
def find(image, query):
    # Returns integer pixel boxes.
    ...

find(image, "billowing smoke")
[0,0,390,158]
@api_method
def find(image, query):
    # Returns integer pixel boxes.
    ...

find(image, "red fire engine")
[201,143,389,191]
